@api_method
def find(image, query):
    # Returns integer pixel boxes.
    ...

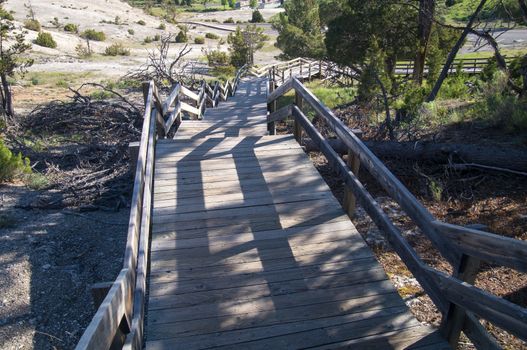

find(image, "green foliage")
[175,30,188,43]
[471,71,527,132]
[137,19,146,25]
[274,0,326,59]
[250,10,265,23]
[0,139,31,183]
[81,29,106,41]
[228,25,267,67]
[194,36,205,44]
[326,0,416,70]
[446,0,524,23]
[158,22,166,30]
[24,19,41,31]
[249,0,258,9]
[223,17,234,23]
[63,23,79,33]
[205,48,230,67]
[0,7,14,20]
[105,43,131,56]
[90,90,113,100]
[211,65,236,82]
[205,32,219,39]
[128,28,135,35]
[35,32,57,48]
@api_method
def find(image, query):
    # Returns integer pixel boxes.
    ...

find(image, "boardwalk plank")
[144,77,449,350]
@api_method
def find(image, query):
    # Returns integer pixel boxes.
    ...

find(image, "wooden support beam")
[343,150,360,218]
[267,81,277,135]
[294,91,303,143]
[440,254,481,347]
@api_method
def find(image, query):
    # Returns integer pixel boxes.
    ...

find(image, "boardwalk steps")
[76,65,527,350]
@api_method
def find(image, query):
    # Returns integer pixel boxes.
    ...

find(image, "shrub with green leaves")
[105,43,130,56]
[64,23,79,33]
[81,29,106,41]
[128,29,135,35]
[158,22,166,30]
[175,30,188,43]
[24,19,41,31]
[35,32,57,48]
[137,19,146,25]
[0,139,31,183]
[250,10,265,23]
[205,32,219,40]
[223,17,234,23]
[194,36,205,44]
[0,7,13,20]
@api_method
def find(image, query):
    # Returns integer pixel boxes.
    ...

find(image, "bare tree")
[126,34,193,86]
[427,0,488,102]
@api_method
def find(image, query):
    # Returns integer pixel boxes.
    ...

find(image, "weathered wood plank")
[146,309,418,350]
[149,293,404,340]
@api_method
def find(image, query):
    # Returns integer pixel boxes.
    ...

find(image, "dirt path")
[0,185,129,350]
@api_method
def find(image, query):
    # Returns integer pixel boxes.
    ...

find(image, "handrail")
[268,76,527,349]
[256,56,521,83]
[76,64,249,350]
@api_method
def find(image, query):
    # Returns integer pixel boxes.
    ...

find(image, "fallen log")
[303,139,527,172]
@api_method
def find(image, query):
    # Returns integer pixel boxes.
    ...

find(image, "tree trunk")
[304,139,527,172]
[0,73,14,118]
[519,0,527,24]
[413,0,436,85]
[426,0,488,102]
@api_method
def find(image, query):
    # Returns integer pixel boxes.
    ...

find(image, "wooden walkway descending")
[145,78,450,349]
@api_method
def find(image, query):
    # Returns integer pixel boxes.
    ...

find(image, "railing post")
[343,149,361,218]
[440,253,481,348]
[300,63,303,78]
[294,90,303,143]
[319,60,323,79]
[308,63,312,82]
[268,81,277,135]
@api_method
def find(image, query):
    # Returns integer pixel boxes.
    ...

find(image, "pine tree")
[0,5,33,119]
[274,0,325,59]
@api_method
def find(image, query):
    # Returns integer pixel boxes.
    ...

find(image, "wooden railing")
[267,76,527,349]
[256,56,520,85]
[75,65,247,350]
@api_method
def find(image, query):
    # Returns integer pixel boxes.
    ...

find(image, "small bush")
[175,30,188,43]
[24,19,41,31]
[128,29,135,35]
[63,23,79,33]
[153,34,161,41]
[0,8,14,21]
[0,139,31,183]
[158,23,166,30]
[194,36,205,44]
[75,43,92,58]
[205,32,219,40]
[206,49,230,67]
[137,20,146,25]
[223,17,234,23]
[34,32,57,48]
[105,43,130,56]
[81,29,106,41]
[250,10,265,23]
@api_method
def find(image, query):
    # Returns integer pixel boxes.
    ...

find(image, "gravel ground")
[0,185,128,350]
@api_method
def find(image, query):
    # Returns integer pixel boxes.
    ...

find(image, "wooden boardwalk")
[145,79,450,349]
